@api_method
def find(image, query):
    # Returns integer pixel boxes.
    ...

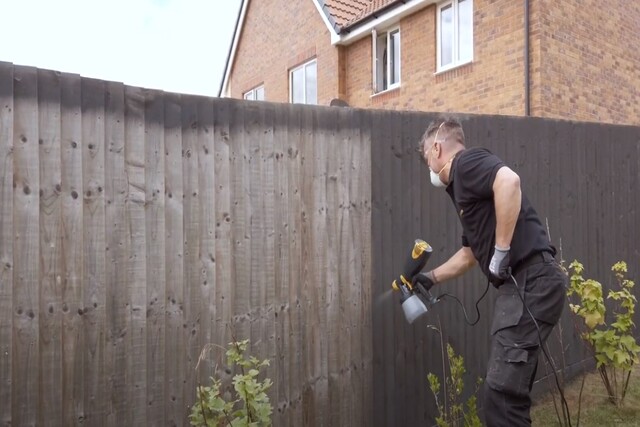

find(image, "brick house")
[219,0,640,125]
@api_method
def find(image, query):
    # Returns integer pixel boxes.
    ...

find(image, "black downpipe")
[524,0,530,116]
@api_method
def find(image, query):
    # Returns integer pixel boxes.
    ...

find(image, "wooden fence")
[0,61,639,426]
[370,111,640,426]
[0,62,372,427]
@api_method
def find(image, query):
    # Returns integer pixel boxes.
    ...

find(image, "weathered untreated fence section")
[0,62,372,427]
[1,61,639,426]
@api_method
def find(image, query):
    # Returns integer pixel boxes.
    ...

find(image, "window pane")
[244,91,253,100]
[256,86,265,101]
[440,4,453,67]
[305,61,317,105]
[390,30,400,85]
[458,0,473,62]
[376,33,387,91]
[292,67,304,103]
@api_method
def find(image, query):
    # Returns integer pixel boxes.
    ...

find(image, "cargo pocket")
[486,332,539,398]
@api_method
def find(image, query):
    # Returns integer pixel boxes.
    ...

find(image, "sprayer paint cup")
[401,294,429,324]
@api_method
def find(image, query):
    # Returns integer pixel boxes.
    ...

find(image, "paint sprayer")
[391,239,439,324]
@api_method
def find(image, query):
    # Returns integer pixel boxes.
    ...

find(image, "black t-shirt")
[445,147,552,280]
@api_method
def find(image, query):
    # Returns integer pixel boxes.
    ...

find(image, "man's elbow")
[462,247,477,269]
[466,256,478,269]
[508,171,521,189]
[495,167,521,193]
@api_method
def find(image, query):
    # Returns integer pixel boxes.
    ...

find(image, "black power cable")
[433,276,572,426]
[511,273,572,427]
[436,280,490,326]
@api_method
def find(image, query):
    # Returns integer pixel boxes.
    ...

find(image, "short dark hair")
[417,117,466,155]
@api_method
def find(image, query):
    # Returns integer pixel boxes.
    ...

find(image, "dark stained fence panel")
[370,111,640,426]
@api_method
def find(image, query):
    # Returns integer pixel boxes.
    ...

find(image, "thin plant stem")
[621,368,632,402]
[613,367,618,405]
[576,372,586,427]
[438,316,448,420]
[197,386,210,427]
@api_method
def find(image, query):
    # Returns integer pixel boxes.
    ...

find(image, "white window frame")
[289,59,318,105]
[437,0,474,73]
[372,26,401,93]
[243,85,265,101]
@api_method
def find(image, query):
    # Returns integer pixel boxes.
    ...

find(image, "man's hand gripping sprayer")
[391,239,439,324]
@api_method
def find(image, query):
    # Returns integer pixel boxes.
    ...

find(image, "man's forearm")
[431,247,477,284]
[493,167,521,248]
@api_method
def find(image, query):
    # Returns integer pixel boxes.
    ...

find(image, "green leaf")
[584,311,604,329]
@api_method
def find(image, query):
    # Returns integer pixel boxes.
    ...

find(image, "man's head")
[418,118,466,186]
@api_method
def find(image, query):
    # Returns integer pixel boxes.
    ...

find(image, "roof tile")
[322,0,398,30]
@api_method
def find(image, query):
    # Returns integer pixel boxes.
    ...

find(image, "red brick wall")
[537,0,640,124]
[227,0,639,125]
[344,0,528,116]
[227,0,340,105]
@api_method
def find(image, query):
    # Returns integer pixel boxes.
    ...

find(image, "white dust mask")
[430,168,446,188]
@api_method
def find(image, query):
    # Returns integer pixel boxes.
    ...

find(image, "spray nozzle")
[391,239,439,324]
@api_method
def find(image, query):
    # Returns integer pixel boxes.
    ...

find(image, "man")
[414,118,566,426]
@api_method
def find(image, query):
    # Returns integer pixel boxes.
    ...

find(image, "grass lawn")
[531,364,640,426]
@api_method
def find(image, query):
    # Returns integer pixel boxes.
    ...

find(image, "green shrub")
[427,343,482,427]
[568,260,640,406]
[190,339,273,426]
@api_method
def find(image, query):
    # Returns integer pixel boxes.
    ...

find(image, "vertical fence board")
[584,125,598,282]
[196,96,214,367]
[371,109,390,427]
[271,103,290,425]
[554,120,583,377]
[410,113,430,424]
[261,103,278,409]
[230,102,251,343]
[124,86,147,426]
[104,81,128,427]
[181,96,201,405]
[211,99,236,419]
[323,108,341,425]
[80,77,106,426]
[164,92,185,426]
[326,110,348,423]
[12,66,40,427]
[59,72,84,425]
[246,103,262,356]
[341,111,356,425]
[0,62,13,426]
[246,101,276,390]
[299,108,316,425]
[312,110,330,426]
[37,68,63,427]
[341,108,364,427]
[390,110,405,427]
[145,90,166,425]
[287,106,303,426]
[357,110,373,427]
[213,99,233,349]
[356,109,372,426]
[406,113,426,427]
[397,110,414,424]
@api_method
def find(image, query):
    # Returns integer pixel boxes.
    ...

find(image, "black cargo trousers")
[483,251,567,427]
